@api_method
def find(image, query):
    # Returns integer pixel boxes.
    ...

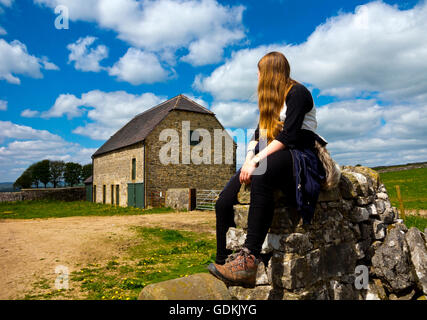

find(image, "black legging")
[214,148,296,262]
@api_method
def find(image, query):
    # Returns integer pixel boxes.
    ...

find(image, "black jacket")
[252,82,327,224]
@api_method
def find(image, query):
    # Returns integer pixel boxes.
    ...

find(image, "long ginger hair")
[258,52,297,143]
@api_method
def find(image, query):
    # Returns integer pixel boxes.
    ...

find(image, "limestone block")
[165,188,189,210]
[374,199,386,215]
[366,203,378,217]
[228,286,275,300]
[379,207,395,224]
[271,242,357,290]
[233,205,249,229]
[138,273,232,300]
[405,227,427,295]
[237,183,250,204]
[371,224,415,292]
[351,207,370,223]
[373,220,386,240]
[329,280,360,300]
[339,171,370,199]
[318,187,341,202]
[366,279,387,300]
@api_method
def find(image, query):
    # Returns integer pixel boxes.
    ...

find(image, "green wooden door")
[128,183,144,208]
[135,183,144,209]
[86,185,92,202]
[128,183,135,207]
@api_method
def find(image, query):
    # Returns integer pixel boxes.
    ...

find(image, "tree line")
[14,160,92,189]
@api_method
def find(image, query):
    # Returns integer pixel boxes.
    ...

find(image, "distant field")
[0,200,174,219]
[378,167,427,211]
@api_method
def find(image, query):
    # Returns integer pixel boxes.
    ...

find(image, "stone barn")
[91,94,237,208]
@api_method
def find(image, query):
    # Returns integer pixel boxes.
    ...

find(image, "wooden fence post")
[395,185,405,220]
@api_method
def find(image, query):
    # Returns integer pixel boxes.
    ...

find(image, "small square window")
[189,130,201,146]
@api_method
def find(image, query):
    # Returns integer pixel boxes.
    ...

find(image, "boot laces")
[228,247,253,271]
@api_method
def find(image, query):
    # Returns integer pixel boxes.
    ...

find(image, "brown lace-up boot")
[208,247,259,287]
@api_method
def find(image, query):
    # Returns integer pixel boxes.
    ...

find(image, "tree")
[14,168,33,189]
[33,160,51,188]
[50,160,65,188]
[81,163,93,182]
[64,162,82,186]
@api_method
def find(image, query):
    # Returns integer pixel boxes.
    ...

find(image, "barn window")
[103,185,106,204]
[189,130,201,146]
[132,158,136,180]
[93,185,97,202]
[116,185,120,205]
[111,185,114,205]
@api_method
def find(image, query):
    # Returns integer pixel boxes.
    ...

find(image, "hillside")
[0,182,15,192]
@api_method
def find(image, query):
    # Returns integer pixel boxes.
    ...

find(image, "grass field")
[24,226,216,300]
[379,167,427,211]
[0,200,174,219]
[378,167,427,231]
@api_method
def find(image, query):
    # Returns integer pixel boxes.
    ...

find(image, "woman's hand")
[239,160,257,184]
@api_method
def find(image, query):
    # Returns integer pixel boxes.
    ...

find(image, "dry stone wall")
[226,165,427,300]
[0,187,85,202]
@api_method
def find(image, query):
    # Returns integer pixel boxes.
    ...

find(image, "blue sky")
[1,0,427,181]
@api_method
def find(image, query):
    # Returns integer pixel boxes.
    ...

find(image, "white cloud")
[0,121,96,181]
[0,99,7,110]
[67,36,108,72]
[20,108,40,118]
[108,48,169,85]
[0,0,13,7]
[314,99,427,167]
[0,120,62,145]
[210,101,258,129]
[316,99,383,141]
[31,90,165,140]
[0,39,58,84]
[35,0,246,66]
[0,26,6,35]
[195,1,427,102]
[41,93,83,119]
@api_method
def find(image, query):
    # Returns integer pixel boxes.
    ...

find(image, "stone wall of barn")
[92,142,144,207]
[144,110,236,207]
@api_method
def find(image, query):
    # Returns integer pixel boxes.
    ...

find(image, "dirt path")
[0,211,216,300]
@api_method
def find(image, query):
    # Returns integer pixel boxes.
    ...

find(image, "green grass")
[23,227,216,300]
[379,167,427,211]
[0,200,175,219]
[402,214,427,232]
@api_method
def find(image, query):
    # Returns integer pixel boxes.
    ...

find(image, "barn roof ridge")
[92,94,214,157]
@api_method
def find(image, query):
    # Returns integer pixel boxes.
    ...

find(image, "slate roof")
[92,94,215,157]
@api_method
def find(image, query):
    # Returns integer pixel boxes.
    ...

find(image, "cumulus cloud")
[210,101,258,129]
[31,90,165,140]
[20,109,40,118]
[41,93,84,119]
[195,1,427,102]
[314,99,427,167]
[67,36,108,72]
[108,48,169,85]
[0,121,96,181]
[0,39,58,84]
[35,0,246,66]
